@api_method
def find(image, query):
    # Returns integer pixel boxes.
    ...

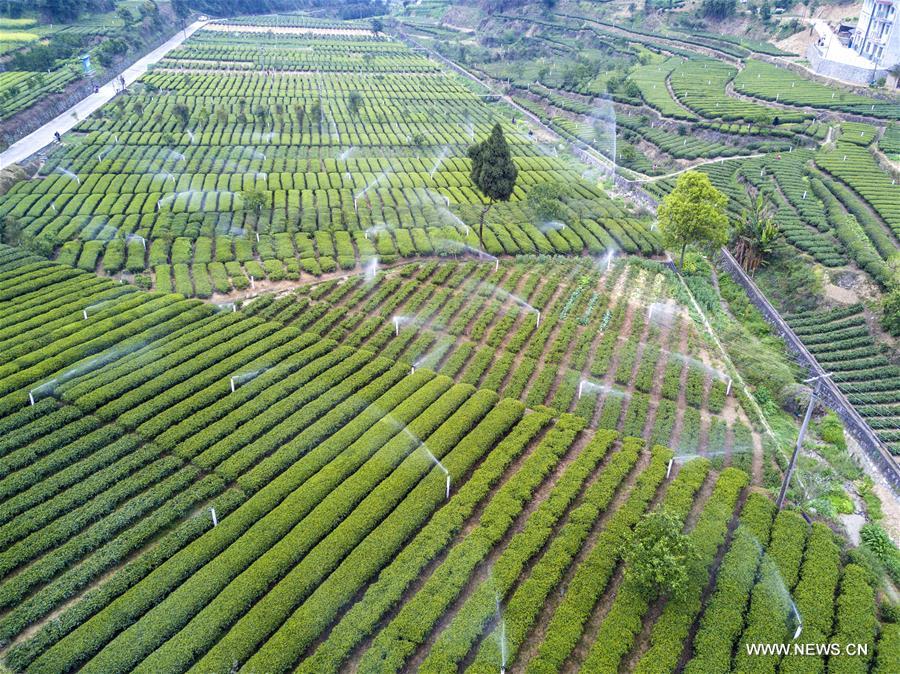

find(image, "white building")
[851,0,899,68]
[808,20,887,84]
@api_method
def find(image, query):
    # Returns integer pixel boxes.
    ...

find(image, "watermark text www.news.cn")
[745,643,869,657]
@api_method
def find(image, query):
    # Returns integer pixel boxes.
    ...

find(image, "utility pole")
[777,372,832,510]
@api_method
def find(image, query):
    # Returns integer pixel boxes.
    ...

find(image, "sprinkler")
[726,377,733,396]
[210,508,218,527]
[446,474,451,500]
[666,458,674,479]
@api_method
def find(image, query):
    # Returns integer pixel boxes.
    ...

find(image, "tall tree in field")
[241,189,266,227]
[622,509,698,601]
[657,171,728,270]
[468,123,517,248]
[347,91,363,118]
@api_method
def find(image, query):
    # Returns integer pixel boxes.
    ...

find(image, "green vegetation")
[735,61,900,120]
[0,5,895,673]
[467,123,518,247]
[658,171,728,269]
[787,304,900,455]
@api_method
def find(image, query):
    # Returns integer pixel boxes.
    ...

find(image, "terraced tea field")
[787,305,900,455]
[0,243,892,674]
[243,256,761,473]
[0,11,896,674]
[0,23,659,297]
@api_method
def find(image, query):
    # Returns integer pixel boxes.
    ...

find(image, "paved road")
[0,19,207,169]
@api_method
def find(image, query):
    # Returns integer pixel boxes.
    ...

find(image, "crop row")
[828,564,877,673]
[778,522,841,673]
[458,435,646,674]
[0,67,79,121]
[579,456,712,672]
[732,509,809,672]
[632,467,748,673]
[297,409,554,673]
[683,492,776,672]
[523,441,674,673]
[22,363,431,672]
[670,60,807,125]
[355,414,587,672]
[733,60,900,120]
[815,142,900,237]
[130,385,507,674]
[786,305,900,453]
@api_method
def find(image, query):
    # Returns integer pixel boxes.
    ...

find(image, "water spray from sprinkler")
[28,379,57,406]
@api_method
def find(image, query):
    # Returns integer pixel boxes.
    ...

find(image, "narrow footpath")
[0,19,208,168]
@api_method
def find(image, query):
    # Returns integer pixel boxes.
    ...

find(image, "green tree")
[172,0,191,19]
[467,123,518,247]
[172,103,190,128]
[527,181,567,222]
[732,194,780,275]
[241,188,266,224]
[881,286,900,337]
[621,509,698,601]
[657,171,728,269]
[371,17,384,34]
[347,91,363,117]
[700,0,736,19]
[1,215,22,246]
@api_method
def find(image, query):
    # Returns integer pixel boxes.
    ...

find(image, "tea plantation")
[0,7,896,674]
